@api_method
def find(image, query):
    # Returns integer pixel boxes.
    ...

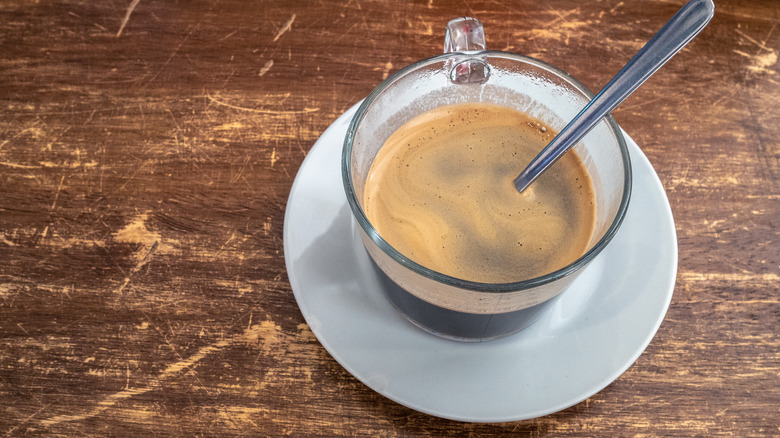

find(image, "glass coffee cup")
[342,18,631,342]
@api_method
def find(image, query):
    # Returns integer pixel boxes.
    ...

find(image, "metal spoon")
[513,0,715,193]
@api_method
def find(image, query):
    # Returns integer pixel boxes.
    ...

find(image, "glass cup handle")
[444,17,490,84]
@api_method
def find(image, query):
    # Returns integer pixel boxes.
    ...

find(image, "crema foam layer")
[363,103,596,283]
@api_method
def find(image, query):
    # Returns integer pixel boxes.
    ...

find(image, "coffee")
[363,103,595,283]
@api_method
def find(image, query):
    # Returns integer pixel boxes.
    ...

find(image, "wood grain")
[1,0,777,436]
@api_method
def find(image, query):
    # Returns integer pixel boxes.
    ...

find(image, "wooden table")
[1,0,777,435]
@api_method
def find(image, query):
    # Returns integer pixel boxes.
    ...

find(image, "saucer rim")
[283,102,677,423]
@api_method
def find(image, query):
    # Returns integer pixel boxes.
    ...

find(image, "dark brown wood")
[1,0,777,435]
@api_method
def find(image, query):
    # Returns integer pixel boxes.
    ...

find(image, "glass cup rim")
[342,50,632,293]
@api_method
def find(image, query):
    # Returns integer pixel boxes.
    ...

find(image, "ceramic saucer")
[283,103,677,423]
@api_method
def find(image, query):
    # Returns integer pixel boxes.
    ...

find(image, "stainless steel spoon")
[513,0,715,193]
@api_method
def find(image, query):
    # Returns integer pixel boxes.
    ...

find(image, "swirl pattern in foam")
[364,103,595,284]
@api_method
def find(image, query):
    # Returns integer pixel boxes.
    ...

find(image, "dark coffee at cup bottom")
[371,259,552,341]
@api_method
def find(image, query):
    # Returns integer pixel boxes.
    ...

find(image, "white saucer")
[283,103,677,423]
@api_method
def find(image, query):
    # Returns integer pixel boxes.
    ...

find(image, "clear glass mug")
[342,18,631,341]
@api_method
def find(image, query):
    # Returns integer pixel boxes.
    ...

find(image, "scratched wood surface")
[1,0,778,436]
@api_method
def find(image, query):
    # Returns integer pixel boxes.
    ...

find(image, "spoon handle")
[513,0,715,193]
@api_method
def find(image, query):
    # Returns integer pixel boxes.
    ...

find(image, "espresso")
[364,103,595,283]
